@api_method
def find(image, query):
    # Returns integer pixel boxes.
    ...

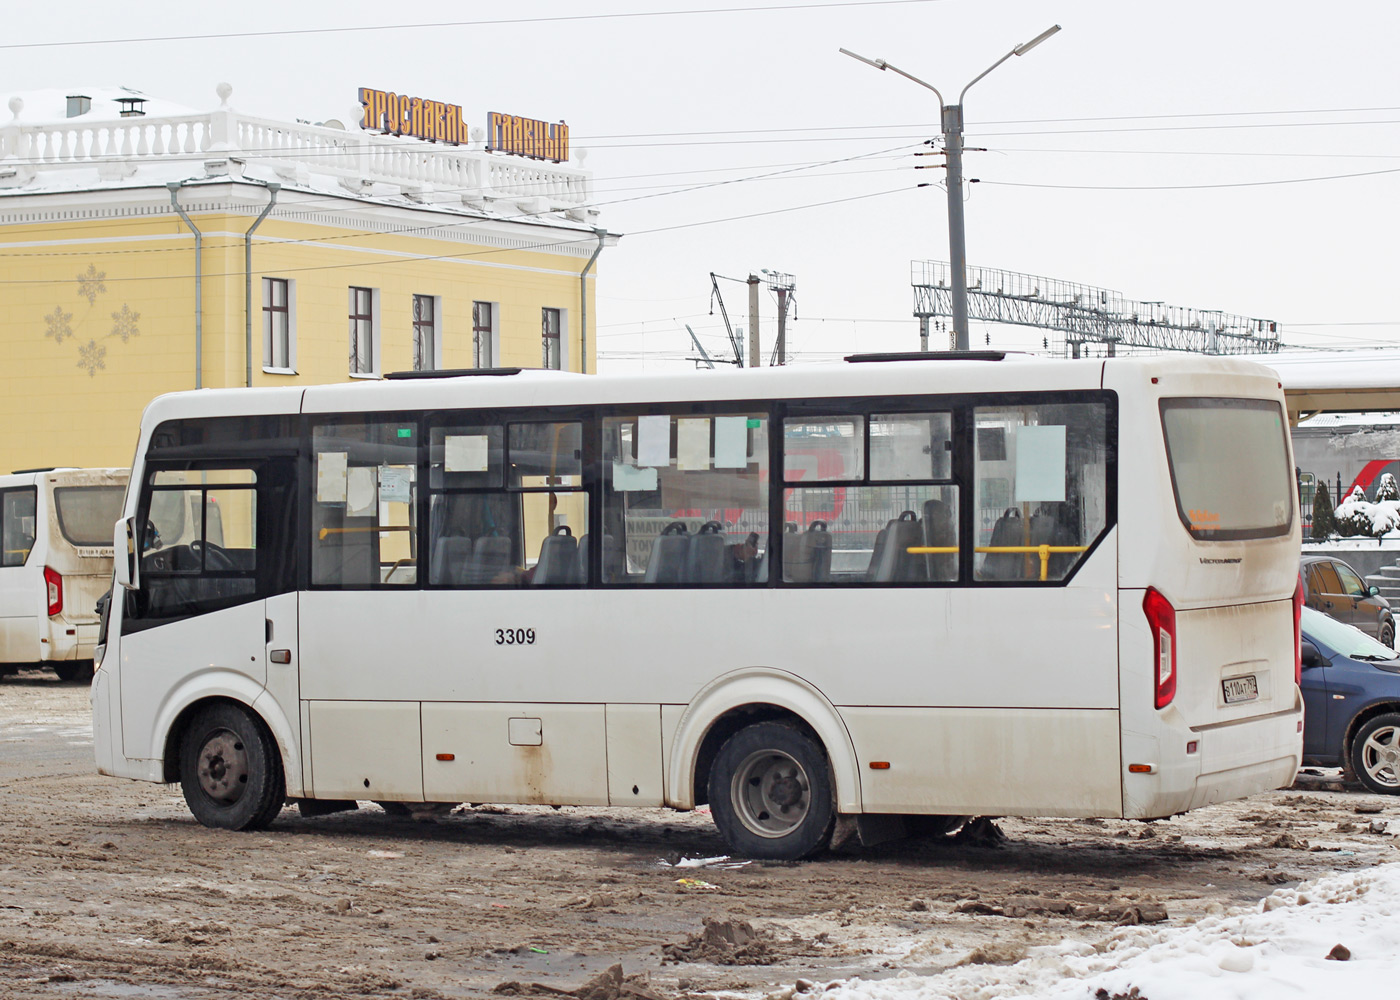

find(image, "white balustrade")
[0,101,590,213]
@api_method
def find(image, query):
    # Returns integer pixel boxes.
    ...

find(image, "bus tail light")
[44,566,63,617]
[1293,574,1304,686]
[1143,587,1176,710]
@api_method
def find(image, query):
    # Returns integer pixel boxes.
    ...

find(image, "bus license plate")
[1222,675,1259,704]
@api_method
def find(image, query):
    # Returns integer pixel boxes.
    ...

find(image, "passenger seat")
[867,511,925,582]
[466,532,513,585]
[532,525,578,585]
[643,522,690,584]
[784,521,833,583]
[430,535,473,586]
[685,521,729,583]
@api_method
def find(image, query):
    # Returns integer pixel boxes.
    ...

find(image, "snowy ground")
[4,673,1399,1000]
[798,864,1400,1000]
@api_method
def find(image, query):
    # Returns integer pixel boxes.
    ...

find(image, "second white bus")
[0,467,128,682]
[93,354,1303,859]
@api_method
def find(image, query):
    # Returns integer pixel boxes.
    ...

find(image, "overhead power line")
[0,0,942,50]
[982,165,1400,191]
[576,105,1400,141]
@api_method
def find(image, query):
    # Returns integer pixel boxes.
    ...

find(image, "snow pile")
[805,864,1400,1000]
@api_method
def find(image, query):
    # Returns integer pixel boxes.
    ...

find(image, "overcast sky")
[6,0,1398,372]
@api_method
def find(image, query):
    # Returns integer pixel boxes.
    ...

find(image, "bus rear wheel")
[708,722,834,860]
[179,704,285,830]
[53,662,93,683]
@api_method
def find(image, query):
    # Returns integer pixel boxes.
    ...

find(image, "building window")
[262,278,294,371]
[349,287,377,376]
[473,301,495,368]
[542,308,562,370]
[413,294,439,372]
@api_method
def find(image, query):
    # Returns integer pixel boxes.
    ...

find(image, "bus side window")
[972,403,1109,583]
[423,420,588,588]
[1,488,37,567]
[313,418,419,588]
[130,469,260,624]
[782,412,957,585]
[601,413,769,586]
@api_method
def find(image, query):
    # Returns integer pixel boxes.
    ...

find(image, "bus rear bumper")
[1124,698,1303,820]
[41,620,100,662]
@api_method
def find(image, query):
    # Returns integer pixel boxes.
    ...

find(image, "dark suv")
[1301,555,1394,648]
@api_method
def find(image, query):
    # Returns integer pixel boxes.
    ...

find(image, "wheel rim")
[197,728,249,804]
[730,748,811,838]
[1361,725,1400,789]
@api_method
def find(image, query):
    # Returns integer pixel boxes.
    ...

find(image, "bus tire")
[179,703,286,830]
[54,662,93,683]
[1350,713,1400,796]
[708,722,835,861]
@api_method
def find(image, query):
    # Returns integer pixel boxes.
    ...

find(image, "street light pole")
[841,24,1061,352]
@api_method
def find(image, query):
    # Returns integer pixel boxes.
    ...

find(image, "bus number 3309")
[495,628,537,646]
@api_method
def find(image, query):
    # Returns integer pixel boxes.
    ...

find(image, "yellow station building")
[0,84,612,473]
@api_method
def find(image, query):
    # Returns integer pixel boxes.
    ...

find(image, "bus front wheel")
[179,704,285,830]
[708,722,834,860]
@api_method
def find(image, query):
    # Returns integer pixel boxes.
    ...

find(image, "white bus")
[93,354,1303,859]
[1,467,128,682]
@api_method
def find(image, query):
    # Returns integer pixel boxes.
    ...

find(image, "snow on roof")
[815,862,1400,1000]
[1239,350,1400,392]
[1298,411,1400,428]
[5,86,200,124]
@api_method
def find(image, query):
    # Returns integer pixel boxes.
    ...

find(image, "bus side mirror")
[115,516,140,591]
[1300,640,1327,670]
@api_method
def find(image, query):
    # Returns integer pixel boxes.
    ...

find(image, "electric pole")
[747,274,760,368]
[763,271,796,366]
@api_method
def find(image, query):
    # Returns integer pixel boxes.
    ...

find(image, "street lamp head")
[1013,24,1061,57]
[839,47,887,71]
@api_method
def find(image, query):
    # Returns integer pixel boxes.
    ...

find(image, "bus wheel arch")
[171,699,286,830]
[669,669,860,817]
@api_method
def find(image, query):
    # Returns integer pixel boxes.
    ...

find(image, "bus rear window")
[53,486,126,547]
[1160,398,1293,541]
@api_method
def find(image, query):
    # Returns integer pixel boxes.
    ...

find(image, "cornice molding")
[0,183,609,257]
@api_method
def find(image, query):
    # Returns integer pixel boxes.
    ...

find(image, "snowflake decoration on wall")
[77,264,107,305]
[77,339,106,377]
[44,306,74,344]
[109,304,140,343]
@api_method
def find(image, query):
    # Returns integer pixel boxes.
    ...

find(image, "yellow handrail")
[317,525,413,541]
[906,544,1089,582]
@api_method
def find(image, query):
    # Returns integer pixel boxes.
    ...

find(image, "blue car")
[1301,605,1400,794]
